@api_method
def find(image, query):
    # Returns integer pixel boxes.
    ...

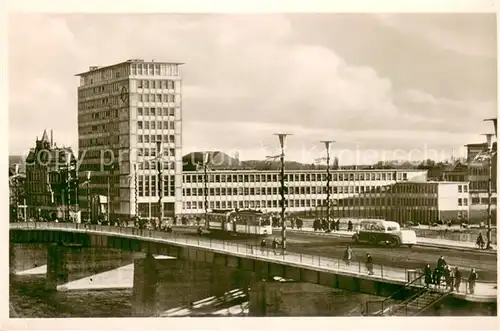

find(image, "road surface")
[172,227,498,281]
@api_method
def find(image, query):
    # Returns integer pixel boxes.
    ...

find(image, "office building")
[76,59,183,220]
[181,167,469,224]
[466,142,497,222]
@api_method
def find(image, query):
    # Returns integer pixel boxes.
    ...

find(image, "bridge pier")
[132,254,253,317]
[46,244,69,290]
[248,278,378,316]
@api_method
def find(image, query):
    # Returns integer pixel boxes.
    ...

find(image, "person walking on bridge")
[454,267,462,293]
[468,268,478,294]
[424,264,432,288]
[343,246,353,266]
[260,239,267,255]
[476,233,485,250]
[365,253,374,275]
[437,256,447,272]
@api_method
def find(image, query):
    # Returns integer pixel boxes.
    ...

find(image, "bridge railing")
[9,222,498,296]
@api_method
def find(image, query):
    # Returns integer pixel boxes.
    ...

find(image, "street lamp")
[195,152,210,227]
[126,163,139,222]
[81,171,91,224]
[317,141,335,228]
[156,141,165,226]
[481,132,496,249]
[274,133,291,254]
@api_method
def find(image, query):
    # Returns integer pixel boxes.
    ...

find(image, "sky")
[8,13,498,165]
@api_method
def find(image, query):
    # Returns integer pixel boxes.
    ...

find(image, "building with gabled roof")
[24,130,78,220]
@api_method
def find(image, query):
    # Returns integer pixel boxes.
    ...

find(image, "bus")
[351,219,417,248]
[205,209,272,236]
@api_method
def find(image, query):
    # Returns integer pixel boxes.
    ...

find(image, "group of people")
[342,248,480,294]
[342,246,374,275]
[312,219,355,233]
[260,238,282,255]
[423,256,479,294]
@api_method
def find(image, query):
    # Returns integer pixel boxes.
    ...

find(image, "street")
[173,227,498,281]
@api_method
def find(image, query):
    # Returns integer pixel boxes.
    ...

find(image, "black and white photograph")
[6,2,498,327]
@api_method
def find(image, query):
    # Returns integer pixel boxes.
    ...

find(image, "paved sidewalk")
[284,227,497,251]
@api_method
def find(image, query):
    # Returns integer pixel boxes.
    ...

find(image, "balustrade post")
[300,253,302,263]
[318,255,321,266]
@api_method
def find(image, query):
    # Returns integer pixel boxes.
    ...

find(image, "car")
[352,219,417,248]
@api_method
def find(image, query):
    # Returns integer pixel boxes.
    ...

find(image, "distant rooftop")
[75,59,185,76]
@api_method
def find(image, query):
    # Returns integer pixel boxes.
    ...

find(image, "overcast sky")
[8,13,497,165]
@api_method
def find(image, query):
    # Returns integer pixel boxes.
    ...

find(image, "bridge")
[10,222,497,317]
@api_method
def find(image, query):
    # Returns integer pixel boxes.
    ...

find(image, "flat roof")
[183,168,427,174]
[75,59,185,77]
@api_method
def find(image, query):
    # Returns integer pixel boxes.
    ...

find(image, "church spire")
[41,129,49,142]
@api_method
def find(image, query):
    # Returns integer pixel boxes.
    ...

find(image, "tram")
[205,209,272,236]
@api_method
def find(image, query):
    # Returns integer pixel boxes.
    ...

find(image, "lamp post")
[156,142,164,227]
[482,133,495,249]
[133,163,138,219]
[320,141,335,228]
[9,170,22,222]
[85,171,91,224]
[274,133,291,254]
[195,153,211,227]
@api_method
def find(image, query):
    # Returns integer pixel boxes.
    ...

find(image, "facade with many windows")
[76,59,183,220]
[465,142,497,222]
[180,169,470,224]
[24,130,78,220]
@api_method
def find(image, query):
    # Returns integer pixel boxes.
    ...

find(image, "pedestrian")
[347,220,353,232]
[272,238,278,255]
[433,267,442,288]
[437,256,447,272]
[296,218,303,230]
[454,267,462,292]
[468,268,478,294]
[476,233,485,250]
[424,264,432,288]
[443,265,453,290]
[343,246,353,266]
[365,253,374,275]
[336,219,340,231]
[260,239,267,255]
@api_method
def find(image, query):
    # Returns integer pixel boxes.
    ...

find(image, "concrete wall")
[437,183,469,212]
[10,243,48,274]
[132,255,253,317]
[43,244,142,290]
[249,279,382,317]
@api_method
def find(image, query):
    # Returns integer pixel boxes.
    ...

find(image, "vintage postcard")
[4,1,498,330]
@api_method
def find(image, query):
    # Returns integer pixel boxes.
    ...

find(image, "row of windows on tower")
[137,134,176,144]
[137,107,176,117]
[137,79,175,89]
[138,93,176,103]
[137,121,175,131]
[137,177,175,197]
[136,160,175,171]
[131,63,179,76]
[79,135,120,148]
